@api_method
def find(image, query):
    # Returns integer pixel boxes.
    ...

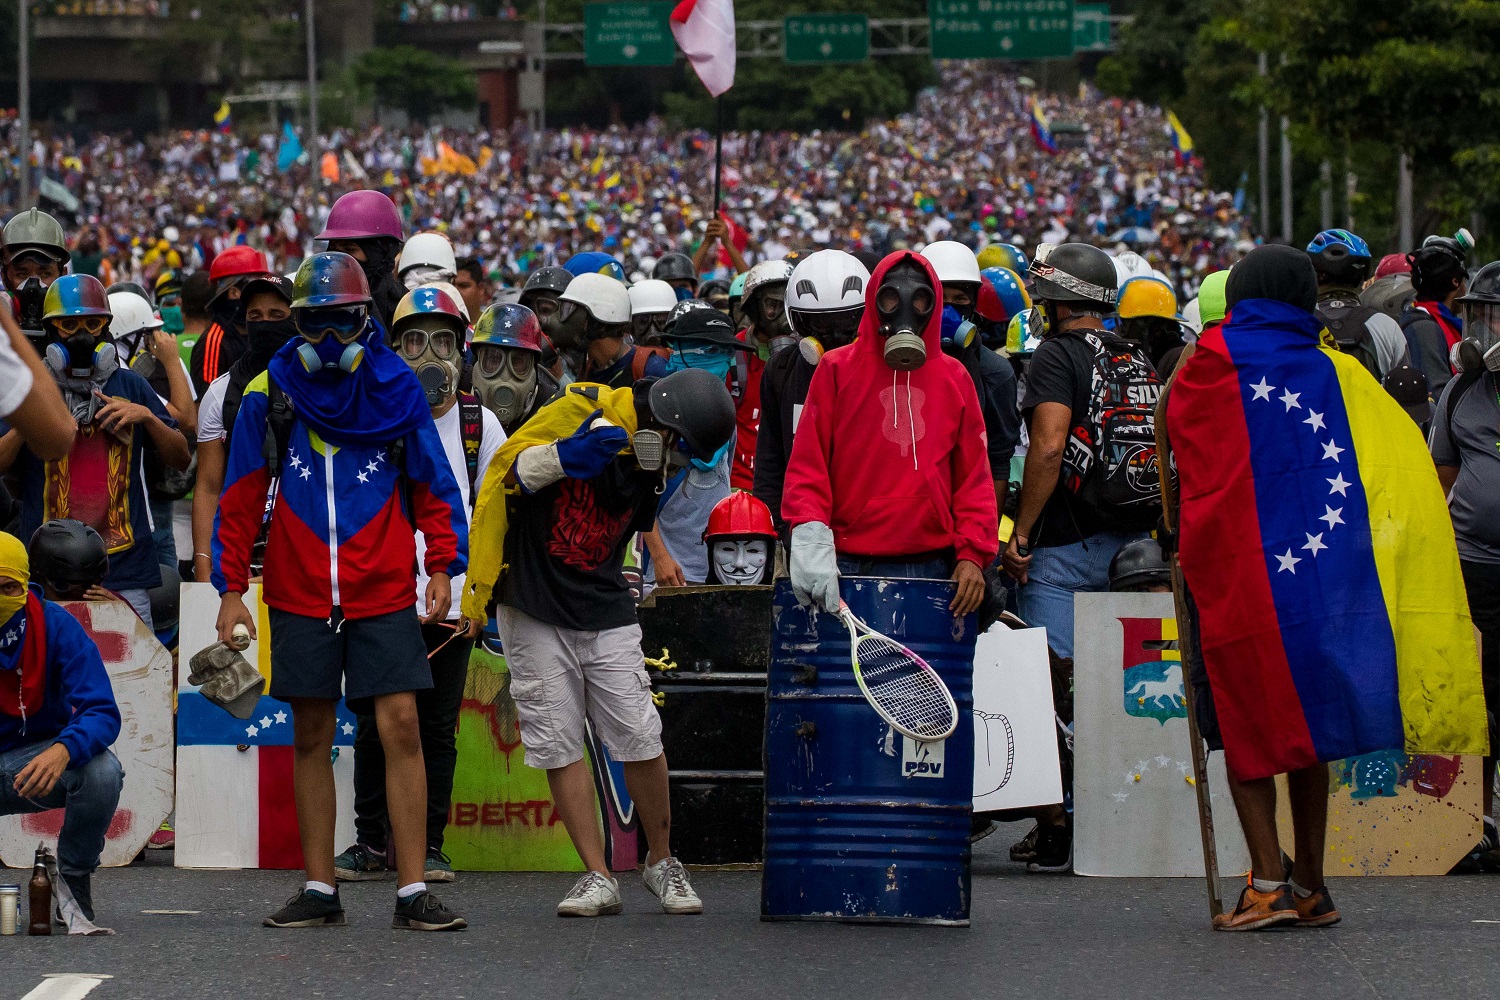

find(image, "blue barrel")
[761,576,975,926]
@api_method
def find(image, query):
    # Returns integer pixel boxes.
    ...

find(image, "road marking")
[22,975,112,1000]
[1473,919,1500,924]
[140,909,200,915]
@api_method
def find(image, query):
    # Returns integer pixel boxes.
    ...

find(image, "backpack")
[1317,298,1382,379]
[1063,332,1164,529]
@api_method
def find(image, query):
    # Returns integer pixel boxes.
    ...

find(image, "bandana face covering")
[0,534,29,626]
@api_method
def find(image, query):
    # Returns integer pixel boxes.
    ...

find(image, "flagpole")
[712,95,724,218]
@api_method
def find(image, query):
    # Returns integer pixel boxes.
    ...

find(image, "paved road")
[5,832,1500,1000]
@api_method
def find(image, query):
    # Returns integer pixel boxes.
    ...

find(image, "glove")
[790,521,841,613]
[555,409,629,480]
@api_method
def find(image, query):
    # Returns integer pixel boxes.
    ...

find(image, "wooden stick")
[1156,348,1224,922]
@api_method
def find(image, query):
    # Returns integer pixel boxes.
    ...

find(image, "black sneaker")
[392,889,467,931]
[1009,823,1041,863]
[424,848,456,883]
[1025,821,1072,874]
[1449,819,1499,875]
[334,843,390,882]
[62,873,94,922]
[263,888,346,928]
[970,816,998,844]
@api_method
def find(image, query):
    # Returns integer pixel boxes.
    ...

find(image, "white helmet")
[787,250,870,314]
[629,279,677,317]
[921,240,982,285]
[1112,251,1155,286]
[741,259,793,303]
[1181,297,1203,336]
[561,271,632,325]
[107,291,163,338]
[398,231,458,279]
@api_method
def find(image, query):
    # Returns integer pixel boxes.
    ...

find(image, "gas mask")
[295,306,369,374]
[939,305,977,358]
[401,265,456,292]
[710,539,770,586]
[395,319,462,407]
[44,317,117,381]
[794,307,863,366]
[473,343,539,429]
[14,276,48,339]
[753,288,795,352]
[875,261,935,371]
[1457,300,1500,373]
[528,292,567,345]
[551,300,592,352]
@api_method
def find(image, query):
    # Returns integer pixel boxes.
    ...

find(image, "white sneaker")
[642,857,703,915]
[557,871,623,917]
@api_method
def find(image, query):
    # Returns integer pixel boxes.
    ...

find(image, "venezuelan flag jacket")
[211,372,468,619]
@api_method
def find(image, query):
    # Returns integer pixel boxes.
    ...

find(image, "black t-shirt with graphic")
[1020,331,1113,548]
[499,456,660,630]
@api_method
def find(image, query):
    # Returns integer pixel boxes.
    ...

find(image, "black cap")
[242,274,293,305]
[661,307,751,349]
[1383,364,1431,424]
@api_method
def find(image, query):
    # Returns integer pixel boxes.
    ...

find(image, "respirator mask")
[795,307,863,366]
[14,275,48,340]
[395,320,462,407]
[473,344,539,427]
[754,288,795,354]
[1457,299,1500,374]
[875,261,935,371]
[530,293,569,346]
[295,306,369,374]
[44,315,117,381]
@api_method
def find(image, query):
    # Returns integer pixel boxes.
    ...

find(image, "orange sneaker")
[1292,885,1341,927]
[1212,876,1299,932]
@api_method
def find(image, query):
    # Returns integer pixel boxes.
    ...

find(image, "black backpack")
[1318,298,1382,379]
[1064,332,1164,530]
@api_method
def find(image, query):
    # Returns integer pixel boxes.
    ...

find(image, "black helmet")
[699,278,731,305]
[1030,243,1118,310]
[1409,238,1468,299]
[643,368,736,461]
[1458,261,1500,306]
[520,266,573,301]
[653,252,698,285]
[149,562,182,633]
[28,519,109,597]
[664,297,715,336]
[1108,537,1172,592]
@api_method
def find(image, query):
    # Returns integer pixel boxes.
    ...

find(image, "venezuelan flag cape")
[1168,298,1487,781]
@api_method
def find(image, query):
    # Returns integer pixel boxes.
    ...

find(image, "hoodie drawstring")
[891,369,918,471]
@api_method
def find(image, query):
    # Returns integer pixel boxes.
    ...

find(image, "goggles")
[475,343,536,380]
[757,294,786,321]
[397,324,461,362]
[296,306,367,345]
[633,313,668,339]
[52,315,111,337]
[529,296,560,319]
[796,310,861,341]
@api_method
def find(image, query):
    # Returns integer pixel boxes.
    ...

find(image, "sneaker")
[1448,819,1499,875]
[1025,822,1072,874]
[969,817,998,844]
[1292,885,1341,928]
[146,822,175,850]
[557,871,623,917]
[642,856,703,915]
[1009,823,1041,863]
[263,888,346,928]
[1212,877,1299,932]
[334,843,390,882]
[392,890,467,931]
[61,873,94,923]
[424,848,456,883]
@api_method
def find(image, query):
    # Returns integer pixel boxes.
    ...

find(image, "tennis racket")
[839,603,958,742]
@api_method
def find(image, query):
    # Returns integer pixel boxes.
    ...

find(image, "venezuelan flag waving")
[1168,297,1488,781]
[1029,96,1058,156]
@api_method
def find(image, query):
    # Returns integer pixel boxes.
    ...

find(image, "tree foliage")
[350,46,477,122]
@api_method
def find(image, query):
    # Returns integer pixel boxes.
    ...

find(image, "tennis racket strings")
[844,609,958,741]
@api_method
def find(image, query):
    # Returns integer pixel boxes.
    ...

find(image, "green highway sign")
[930,0,1078,61]
[1073,3,1112,52]
[584,2,676,68]
[784,13,870,65]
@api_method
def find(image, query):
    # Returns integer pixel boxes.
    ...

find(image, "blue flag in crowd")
[276,123,303,173]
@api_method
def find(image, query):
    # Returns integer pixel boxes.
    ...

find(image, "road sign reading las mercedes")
[931,0,1077,61]
[584,1,676,67]
[785,14,870,65]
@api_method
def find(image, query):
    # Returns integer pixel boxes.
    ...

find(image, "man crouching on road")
[462,369,736,917]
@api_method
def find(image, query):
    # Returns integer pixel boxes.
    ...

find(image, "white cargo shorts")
[496,605,664,771]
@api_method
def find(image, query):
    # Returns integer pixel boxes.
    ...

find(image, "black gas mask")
[875,261,935,371]
[15,276,48,340]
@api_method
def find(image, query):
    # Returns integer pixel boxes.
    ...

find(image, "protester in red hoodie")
[781,251,997,615]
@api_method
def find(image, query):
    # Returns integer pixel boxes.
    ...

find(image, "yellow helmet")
[1117,276,1179,321]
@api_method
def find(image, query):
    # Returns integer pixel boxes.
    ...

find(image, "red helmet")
[703,492,776,542]
[208,245,271,284]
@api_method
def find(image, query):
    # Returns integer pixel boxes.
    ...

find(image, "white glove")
[790,521,841,613]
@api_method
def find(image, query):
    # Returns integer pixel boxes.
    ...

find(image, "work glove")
[555,408,629,479]
[790,521,841,613]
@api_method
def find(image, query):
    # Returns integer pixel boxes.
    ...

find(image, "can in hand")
[0,885,19,935]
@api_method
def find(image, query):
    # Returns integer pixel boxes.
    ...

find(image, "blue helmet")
[562,251,626,283]
[1306,229,1372,285]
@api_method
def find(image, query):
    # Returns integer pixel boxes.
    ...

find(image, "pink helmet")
[317,190,404,242]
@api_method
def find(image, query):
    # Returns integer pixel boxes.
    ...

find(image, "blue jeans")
[837,557,950,579]
[1018,531,1148,659]
[0,743,124,877]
